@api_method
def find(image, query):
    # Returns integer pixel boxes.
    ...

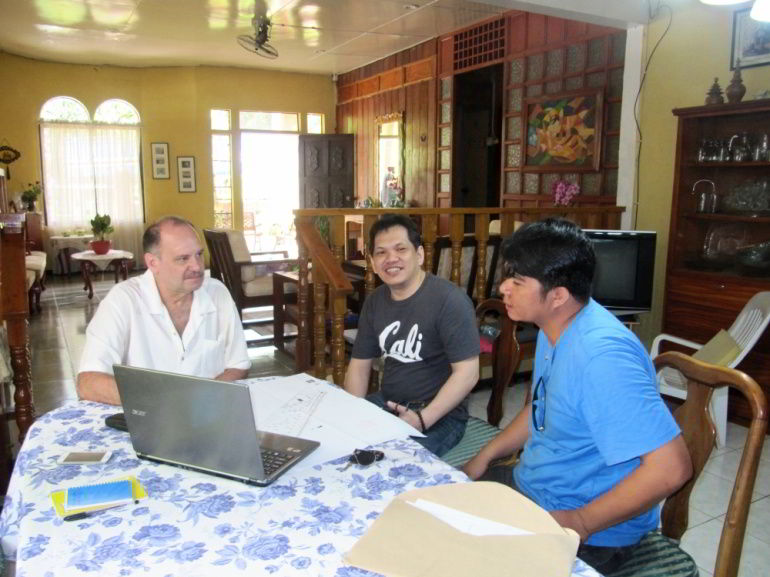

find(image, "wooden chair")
[203,228,296,323]
[440,298,522,468]
[608,351,768,577]
[432,234,502,303]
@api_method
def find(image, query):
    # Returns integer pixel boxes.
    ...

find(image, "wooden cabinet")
[665,99,770,423]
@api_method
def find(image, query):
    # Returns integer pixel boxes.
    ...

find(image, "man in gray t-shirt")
[344,214,480,456]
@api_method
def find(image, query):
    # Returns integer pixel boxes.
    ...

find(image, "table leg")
[120,259,129,281]
[81,261,94,299]
[113,259,120,284]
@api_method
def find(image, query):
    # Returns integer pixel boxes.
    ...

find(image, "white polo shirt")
[79,270,251,378]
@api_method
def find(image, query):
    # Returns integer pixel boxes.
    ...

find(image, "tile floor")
[19,274,770,577]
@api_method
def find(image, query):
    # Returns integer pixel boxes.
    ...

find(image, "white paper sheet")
[242,374,423,471]
[406,498,534,536]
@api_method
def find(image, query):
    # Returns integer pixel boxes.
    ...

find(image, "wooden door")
[299,134,355,208]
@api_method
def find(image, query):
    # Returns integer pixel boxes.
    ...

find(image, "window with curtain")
[39,96,145,266]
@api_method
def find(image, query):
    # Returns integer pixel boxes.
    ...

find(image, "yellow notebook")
[50,475,147,518]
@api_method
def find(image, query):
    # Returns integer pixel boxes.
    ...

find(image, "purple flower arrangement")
[552,179,580,206]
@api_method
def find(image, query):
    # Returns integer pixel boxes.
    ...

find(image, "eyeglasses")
[531,376,546,432]
[338,449,385,471]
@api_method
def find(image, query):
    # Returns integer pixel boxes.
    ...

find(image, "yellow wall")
[636,1,770,343]
[0,52,336,231]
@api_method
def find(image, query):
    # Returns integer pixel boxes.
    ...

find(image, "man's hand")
[386,401,424,431]
[462,453,492,480]
[550,509,590,542]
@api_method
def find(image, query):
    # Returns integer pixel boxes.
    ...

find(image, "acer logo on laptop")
[131,409,147,417]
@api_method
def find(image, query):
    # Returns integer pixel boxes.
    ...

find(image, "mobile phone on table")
[57,451,112,465]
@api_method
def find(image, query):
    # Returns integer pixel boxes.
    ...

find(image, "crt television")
[584,229,656,314]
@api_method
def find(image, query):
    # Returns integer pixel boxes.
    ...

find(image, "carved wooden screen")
[453,18,506,73]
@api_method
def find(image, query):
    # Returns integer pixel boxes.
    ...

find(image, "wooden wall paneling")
[546,17,565,45]
[439,36,453,76]
[525,13,547,50]
[426,77,436,207]
[507,13,527,55]
[566,19,588,39]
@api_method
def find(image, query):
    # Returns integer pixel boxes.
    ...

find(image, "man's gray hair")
[142,216,197,254]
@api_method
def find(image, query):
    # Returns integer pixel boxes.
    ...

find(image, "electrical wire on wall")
[632,0,673,229]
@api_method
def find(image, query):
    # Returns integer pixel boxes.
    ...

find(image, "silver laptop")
[113,365,319,486]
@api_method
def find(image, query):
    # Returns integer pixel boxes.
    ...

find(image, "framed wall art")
[151,142,170,179]
[731,8,770,70]
[524,90,602,171]
[177,156,196,193]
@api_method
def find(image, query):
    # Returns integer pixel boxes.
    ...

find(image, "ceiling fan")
[237,14,279,59]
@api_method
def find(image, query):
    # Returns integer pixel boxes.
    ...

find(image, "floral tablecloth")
[0,401,601,577]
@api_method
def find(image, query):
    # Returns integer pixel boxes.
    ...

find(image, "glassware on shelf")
[728,132,751,162]
[722,179,770,215]
[753,133,769,162]
[692,179,718,213]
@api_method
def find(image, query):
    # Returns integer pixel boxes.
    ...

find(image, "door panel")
[299,134,355,208]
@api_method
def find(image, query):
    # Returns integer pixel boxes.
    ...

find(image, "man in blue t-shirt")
[463,219,692,574]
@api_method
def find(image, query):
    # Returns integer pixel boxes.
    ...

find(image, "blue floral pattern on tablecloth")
[0,401,602,577]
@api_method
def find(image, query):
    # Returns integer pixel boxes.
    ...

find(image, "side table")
[70,249,134,299]
[49,235,93,275]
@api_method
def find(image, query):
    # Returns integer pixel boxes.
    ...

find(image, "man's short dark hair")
[368,214,422,252]
[143,216,197,254]
[501,218,595,303]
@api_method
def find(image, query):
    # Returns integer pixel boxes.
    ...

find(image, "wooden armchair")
[432,234,502,303]
[203,228,296,323]
[440,297,522,468]
[608,352,768,577]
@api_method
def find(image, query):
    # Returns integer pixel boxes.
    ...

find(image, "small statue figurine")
[705,77,725,106]
[726,59,746,103]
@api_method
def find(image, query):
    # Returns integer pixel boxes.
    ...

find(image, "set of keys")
[337,449,385,471]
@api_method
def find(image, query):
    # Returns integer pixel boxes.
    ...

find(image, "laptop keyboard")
[260,448,296,476]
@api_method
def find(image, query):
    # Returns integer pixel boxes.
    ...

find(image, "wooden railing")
[293,206,624,383]
[0,216,35,442]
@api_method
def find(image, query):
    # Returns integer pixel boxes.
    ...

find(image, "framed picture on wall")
[177,156,196,193]
[151,142,170,179]
[524,90,602,171]
[731,8,770,70]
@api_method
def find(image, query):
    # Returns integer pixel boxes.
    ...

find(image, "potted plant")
[90,213,114,255]
[20,181,43,212]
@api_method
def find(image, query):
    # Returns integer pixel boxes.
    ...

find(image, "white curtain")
[40,122,144,267]
[40,123,95,230]
[93,125,144,260]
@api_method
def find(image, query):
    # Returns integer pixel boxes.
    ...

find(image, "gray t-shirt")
[352,273,480,420]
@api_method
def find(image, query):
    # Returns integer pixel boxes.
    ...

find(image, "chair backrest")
[654,351,767,577]
[727,291,770,367]
[432,234,502,301]
[476,298,521,426]
[203,228,245,302]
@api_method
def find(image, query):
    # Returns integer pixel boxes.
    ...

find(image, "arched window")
[94,99,140,124]
[40,96,90,123]
[39,97,144,263]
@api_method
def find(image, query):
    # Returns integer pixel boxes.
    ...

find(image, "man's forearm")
[421,357,479,428]
[552,435,692,540]
[216,368,248,382]
[76,371,122,406]
[479,404,531,461]
[344,358,373,397]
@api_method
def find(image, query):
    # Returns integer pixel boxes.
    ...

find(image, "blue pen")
[63,500,139,522]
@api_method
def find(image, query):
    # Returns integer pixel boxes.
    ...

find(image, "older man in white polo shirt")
[77,216,251,406]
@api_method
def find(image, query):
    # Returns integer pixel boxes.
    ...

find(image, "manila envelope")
[345,481,580,577]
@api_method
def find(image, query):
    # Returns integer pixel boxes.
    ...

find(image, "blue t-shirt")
[513,299,680,547]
